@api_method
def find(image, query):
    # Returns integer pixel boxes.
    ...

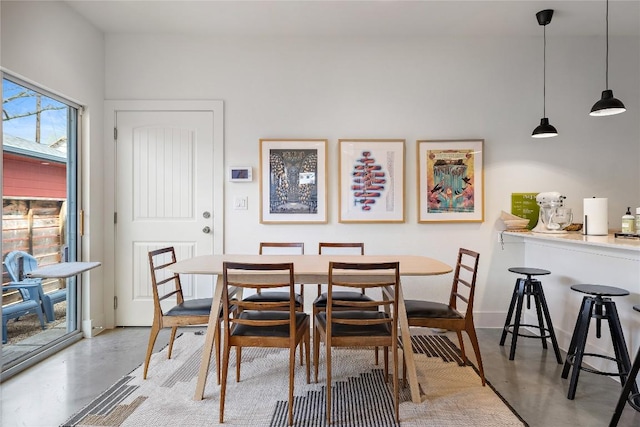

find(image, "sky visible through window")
[2,78,68,148]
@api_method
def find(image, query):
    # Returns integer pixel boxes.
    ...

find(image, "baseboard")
[82,316,106,338]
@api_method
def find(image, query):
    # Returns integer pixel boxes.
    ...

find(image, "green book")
[511,193,539,230]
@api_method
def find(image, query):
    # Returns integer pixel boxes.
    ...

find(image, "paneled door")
[115,109,218,325]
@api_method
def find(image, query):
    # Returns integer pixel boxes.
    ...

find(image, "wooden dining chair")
[220,261,310,425]
[244,242,305,307]
[313,242,380,364]
[243,242,305,363]
[314,261,400,424]
[144,247,216,380]
[403,248,485,386]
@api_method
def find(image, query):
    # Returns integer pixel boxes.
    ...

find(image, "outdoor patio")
[2,302,67,367]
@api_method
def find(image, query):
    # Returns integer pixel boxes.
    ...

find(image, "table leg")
[397,285,421,403]
[194,274,224,401]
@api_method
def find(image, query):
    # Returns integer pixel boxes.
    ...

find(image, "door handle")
[202,226,211,234]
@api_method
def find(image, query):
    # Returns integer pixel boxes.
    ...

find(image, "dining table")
[170,254,452,403]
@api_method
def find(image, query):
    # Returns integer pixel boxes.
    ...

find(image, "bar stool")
[561,285,637,400]
[609,305,640,427]
[499,267,563,363]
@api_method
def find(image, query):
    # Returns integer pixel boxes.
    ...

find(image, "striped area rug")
[62,332,525,427]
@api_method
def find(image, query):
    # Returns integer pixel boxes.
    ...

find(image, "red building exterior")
[3,152,67,199]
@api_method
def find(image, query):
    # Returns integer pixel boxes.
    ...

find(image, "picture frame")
[417,139,484,223]
[259,139,328,224]
[339,139,405,223]
[228,166,252,182]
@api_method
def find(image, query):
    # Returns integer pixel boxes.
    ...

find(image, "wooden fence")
[2,198,66,304]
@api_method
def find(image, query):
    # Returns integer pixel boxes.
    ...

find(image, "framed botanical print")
[417,139,484,223]
[259,139,328,223]
[339,139,405,223]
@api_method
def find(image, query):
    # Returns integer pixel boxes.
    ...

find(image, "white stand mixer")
[531,192,573,234]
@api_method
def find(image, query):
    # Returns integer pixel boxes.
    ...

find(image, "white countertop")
[503,231,640,251]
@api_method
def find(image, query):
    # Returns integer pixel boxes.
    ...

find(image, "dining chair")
[403,247,485,386]
[220,261,310,425]
[249,242,305,305]
[314,261,400,424]
[144,247,216,380]
[313,242,380,364]
[244,242,305,363]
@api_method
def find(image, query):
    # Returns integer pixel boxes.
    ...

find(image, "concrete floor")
[1,327,639,426]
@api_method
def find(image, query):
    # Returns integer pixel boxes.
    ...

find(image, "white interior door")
[115,110,216,325]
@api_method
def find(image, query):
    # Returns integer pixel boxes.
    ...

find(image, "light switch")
[234,196,248,210]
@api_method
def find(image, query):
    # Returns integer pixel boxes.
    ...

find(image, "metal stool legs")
[609,305,640,427]
[500,277,563,363]
[562,295,638,401]
[609,345,640,426]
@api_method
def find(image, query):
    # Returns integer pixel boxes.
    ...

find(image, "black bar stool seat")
[562,284,638,401]
[500,267,563,363]
[609,305,640,426]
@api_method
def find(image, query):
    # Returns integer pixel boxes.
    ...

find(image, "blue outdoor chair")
[4,251,67,322]
[2,282,46,343]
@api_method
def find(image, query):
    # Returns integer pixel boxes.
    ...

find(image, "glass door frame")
[1,72,83,380]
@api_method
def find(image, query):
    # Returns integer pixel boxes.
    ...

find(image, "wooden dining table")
[170,254,452,403]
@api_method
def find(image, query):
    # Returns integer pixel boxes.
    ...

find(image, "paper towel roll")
[583,197,608,235]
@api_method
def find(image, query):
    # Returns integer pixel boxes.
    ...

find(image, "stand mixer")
[531,191,573,234]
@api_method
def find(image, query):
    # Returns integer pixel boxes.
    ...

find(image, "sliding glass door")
[1,73,80,377]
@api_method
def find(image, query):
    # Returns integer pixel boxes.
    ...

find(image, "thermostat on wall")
[229,166,252,182]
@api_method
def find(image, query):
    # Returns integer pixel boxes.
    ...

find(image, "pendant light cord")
[543,24,547,117]
[605,0,609,89]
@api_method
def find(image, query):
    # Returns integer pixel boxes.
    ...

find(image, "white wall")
[1,1,106,335]
[104,33,639,326]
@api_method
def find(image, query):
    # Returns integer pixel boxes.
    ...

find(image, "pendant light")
[532,9,558,138]
[590,0,626,116]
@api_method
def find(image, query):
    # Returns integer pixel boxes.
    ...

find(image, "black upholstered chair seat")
[313,291,373,308]
[232,311,309,337]
[316,311,391,336]
[404,299,462,319]
[165,298,213,317]
[243,291,303,307]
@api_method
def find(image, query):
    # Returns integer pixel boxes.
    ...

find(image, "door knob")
[202,226,211,234]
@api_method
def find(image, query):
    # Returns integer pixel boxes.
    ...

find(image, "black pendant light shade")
[532,118,558,138]
[532,9,558,138]
[590,0,626,116]
[590,91,626,116]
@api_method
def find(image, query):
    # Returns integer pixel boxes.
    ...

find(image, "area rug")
[62,332,526,426]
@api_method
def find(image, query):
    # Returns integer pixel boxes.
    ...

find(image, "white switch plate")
[234,196,248,210]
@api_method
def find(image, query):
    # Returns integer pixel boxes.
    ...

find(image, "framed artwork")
[339,139,405,223]
[417,139,484,223]
[259,139,328,224]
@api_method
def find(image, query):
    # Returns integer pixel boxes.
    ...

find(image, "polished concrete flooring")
[1,327,639,426]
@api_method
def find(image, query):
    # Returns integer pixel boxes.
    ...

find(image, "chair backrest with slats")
[148,247,184,314]
[327,261,399,330]
[449,248,480,317]
[222,261,296,330]
[318,242,364,256]
[257,243,303,297]
[259,242,304,255]
[318,243,365,295]
[4,251,39,283]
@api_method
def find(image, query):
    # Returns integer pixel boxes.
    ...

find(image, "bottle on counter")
[622,207,635,234]
[635,207,640,235]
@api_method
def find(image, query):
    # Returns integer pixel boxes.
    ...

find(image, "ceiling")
[64,0,640,37]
